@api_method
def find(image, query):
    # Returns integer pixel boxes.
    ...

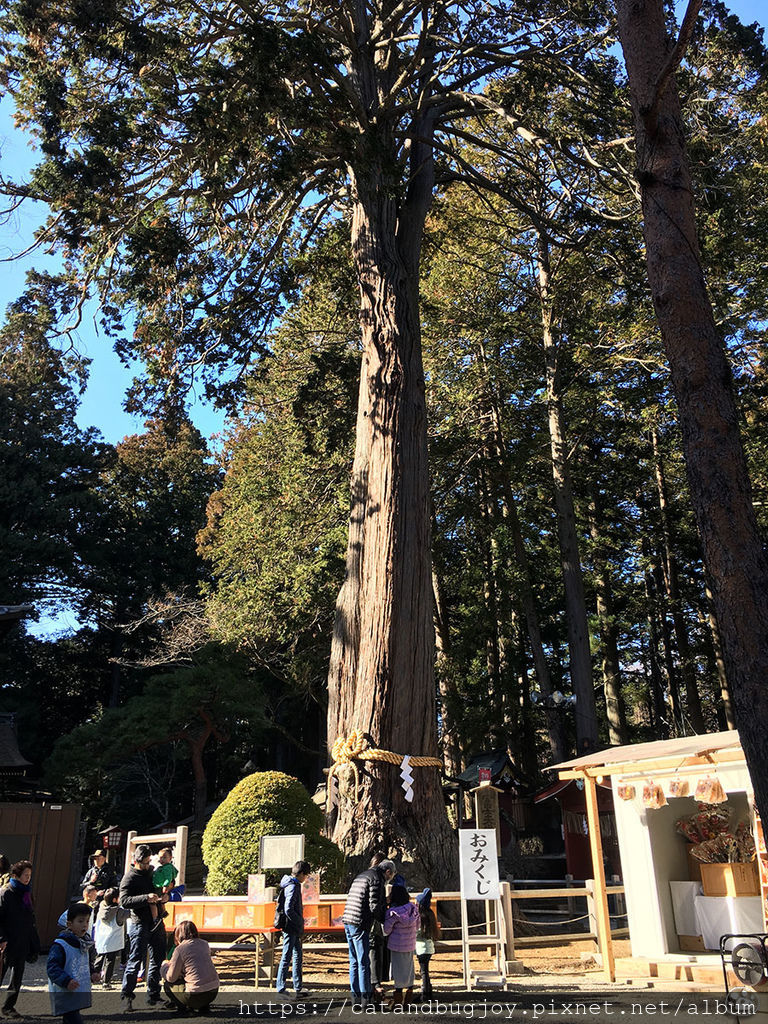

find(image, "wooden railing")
[166,879,628,950]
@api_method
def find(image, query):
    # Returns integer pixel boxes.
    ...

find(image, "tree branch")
[642,0,703,135]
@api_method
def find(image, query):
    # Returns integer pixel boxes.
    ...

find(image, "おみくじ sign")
[459,828,500,900]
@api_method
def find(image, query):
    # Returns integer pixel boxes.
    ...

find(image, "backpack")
[273,886,287,930]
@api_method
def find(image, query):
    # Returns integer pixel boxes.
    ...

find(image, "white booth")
[553,731,767,976]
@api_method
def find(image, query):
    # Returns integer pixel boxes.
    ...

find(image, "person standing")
[0,860,41,1019]
[414,888,439,1000]
[382,886,419,1008]
[275,860,311,997]
[366,853,389,999]
[118,845,167,1012]
[80,851,118,893]
[342,857,394,1006]
[93,888,126,988]
[47,902,100,1024]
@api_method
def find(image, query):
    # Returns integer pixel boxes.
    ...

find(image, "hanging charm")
[400,755,414,803]
[642,779,667,808]
[695,775,726,804]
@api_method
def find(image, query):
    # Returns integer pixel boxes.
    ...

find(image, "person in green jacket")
[152,849,178,896]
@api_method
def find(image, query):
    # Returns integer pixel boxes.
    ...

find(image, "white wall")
[611,763,754,959]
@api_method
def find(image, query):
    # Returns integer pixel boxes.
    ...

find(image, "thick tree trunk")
[650,429,705,732]
[327,181,455,883]
[536,234,599,752]
[617,0,768,820]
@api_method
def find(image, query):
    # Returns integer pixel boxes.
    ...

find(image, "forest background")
[0,0,766,851]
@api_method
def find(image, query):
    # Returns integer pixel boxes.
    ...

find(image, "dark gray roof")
[458,750,524,789]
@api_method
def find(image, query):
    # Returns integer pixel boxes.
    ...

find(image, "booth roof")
[549,729,742,773]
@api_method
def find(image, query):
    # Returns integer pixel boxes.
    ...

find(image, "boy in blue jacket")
[47,903,100,1024]
[275,860,311,997]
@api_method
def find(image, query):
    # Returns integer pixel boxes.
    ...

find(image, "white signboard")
[258,834,305,870]
[459,828,500,901]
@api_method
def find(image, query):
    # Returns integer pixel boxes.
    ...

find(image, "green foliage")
[199,250,358,697]
[82,412,220,625]
[0,273,108,609]
[43,644,264,827]
[201,771,345,895]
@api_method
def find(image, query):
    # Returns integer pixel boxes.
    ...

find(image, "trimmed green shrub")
[202,771,346,894]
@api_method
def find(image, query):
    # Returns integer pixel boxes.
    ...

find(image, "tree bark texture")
[617,0,768,820]
[536,234,599,752]
[326,178,455,883]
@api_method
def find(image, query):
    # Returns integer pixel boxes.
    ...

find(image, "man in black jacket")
[119,845,167,1012]
[81,850,119,893]
[342,858,394,1005]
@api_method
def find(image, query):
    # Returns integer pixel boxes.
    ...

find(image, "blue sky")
[1,0,766,449]
[0,105,226,445]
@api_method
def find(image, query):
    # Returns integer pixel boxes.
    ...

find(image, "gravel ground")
[7,944,762,1024]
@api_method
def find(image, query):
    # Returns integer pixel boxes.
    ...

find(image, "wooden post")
[485,898,494,957]
[500,880,519,973]
[612,873,625,921]
[176,826,189,886]
[460,894,471,989]
[583,773,615,982]
[565,873,575,920]
[471,783,502,847]
[124,830,137,876]
[584,878,598,949]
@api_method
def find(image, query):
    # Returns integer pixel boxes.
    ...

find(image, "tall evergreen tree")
[2,0,622,872]
[616,0,768,821]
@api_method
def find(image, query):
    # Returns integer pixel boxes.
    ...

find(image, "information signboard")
[258,834,305,870]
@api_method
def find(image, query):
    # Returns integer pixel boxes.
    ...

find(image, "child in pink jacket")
[382,886,419,1006]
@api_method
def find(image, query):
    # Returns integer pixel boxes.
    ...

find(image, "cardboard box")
[700,861,760,897]
[678,934,707,953]
[687,845,702,883]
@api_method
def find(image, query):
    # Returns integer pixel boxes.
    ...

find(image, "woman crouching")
[161,921,220,1015]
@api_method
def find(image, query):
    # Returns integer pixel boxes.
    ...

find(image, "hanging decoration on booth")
[642,780,667,808]
[668,778,689,799]
[695,775,727,804]
[617,782,635,801]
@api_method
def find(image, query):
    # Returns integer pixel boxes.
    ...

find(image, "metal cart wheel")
[731,941,768,989]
